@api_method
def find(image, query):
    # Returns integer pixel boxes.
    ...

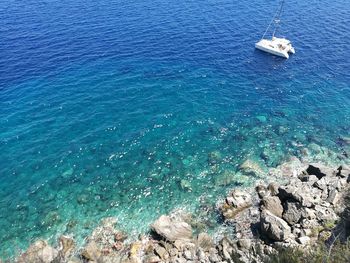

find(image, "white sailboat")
[255,0,295,59]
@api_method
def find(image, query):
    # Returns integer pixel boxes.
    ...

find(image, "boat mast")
[272,0,285,38]
[261,0,285,40]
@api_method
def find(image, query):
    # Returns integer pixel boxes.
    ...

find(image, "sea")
[0,0,349,258]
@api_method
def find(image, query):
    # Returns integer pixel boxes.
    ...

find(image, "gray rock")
[261,196,283,218]
[314,205,338,221]
[151,215,192,242]
[261,210,291,241]
[17,240,58,263]
[197,233,213,252]
[154,245,169,260]
[256,185,269,199]
[81,241,101,261]
[221,190,252,220]
[326,189,339,205]
[183,249,194,260]
[268,182,279,196]
[283,201,302,225]
[58,235,75,259]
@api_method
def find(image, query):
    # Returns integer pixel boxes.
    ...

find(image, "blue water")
[0,0,349,258]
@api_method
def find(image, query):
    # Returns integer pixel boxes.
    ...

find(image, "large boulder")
[151,215,192,242]
[261,196,283,218]
[261,210,291,241]
[17,240,58,263]
[282,201,302,225]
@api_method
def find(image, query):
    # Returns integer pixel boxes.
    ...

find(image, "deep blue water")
[0,0,349,258]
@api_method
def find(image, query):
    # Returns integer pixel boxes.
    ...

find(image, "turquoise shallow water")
[0,0,350,258]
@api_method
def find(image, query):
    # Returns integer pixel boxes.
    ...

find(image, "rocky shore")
[9,160,350,263]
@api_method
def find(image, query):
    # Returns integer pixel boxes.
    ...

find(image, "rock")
[183,249,194,260]
[197,233,213,252]
[297,236,310,245]
[208,248,221,262]
[326,189,339,205]
[77,194,89,204]
[261,210,291,241]
[261,196,283,218]
[154,245,169,260]
[151,215,192,242]
[58,235,75,259]
[17,240,58,263]
[221,190,252,220]
[314,205,338,221]
[208,151,222,166]
[256,185,269,199]
[313,177,328,191]
[180,179,192,192]
[62,168,74,178]
[237,239,252,250]
[267,182,279,196]
[278,184,317,207]
[282,201,302,225]
[306,163,335,179]
[277,157,304,177]
[256,115,267,123]
[42,211,61,227]
[240,159,266,177]
[337,165,350,178]
[81,241,101,261]
[144,255,161,263]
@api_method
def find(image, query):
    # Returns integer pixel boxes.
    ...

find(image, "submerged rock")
[151,215,192,242]
[180,179,192,192]
[239,159,265,177]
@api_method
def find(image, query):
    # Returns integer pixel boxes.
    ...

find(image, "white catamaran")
[255,0,295,59]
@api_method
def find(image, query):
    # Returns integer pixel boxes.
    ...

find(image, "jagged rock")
[154,245,169,260]
[17,240,58,263]
[261,196,283,218]
[256,185,269,199]
[278,183,321,207]
[240,159,265,177]
[237,239,252,250]
[58,235,75,259]
[306,163,336,179]
[208,248,221,262]
[183,249,194,260]
[221,189,252,220]
[314,205,338,221]
[81,241,101,261]
[197,233,213,251]
[268,182,279,196]
[313,177,328,191]
[326,189,339,205]
[151,215,192,242]
[283,201,302,225]
[261,210,291,241]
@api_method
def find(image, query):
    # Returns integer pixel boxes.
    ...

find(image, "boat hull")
[255,42,289,58]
